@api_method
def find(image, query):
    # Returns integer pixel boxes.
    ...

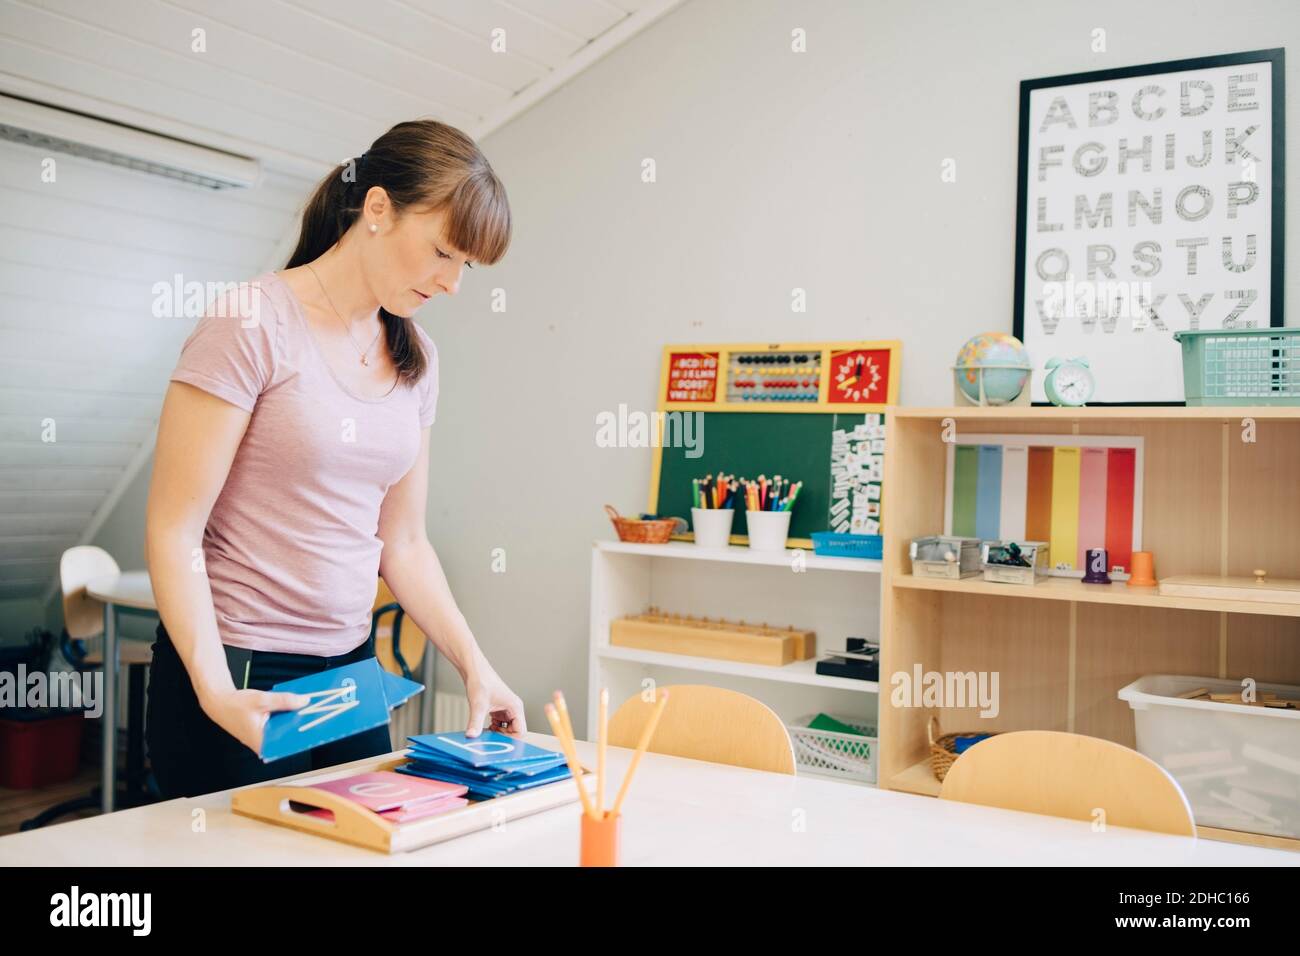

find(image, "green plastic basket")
[1174,327,1300,406]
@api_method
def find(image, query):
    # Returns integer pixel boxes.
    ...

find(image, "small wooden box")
[610,611,814,665]
[231,756,594,854]
[981,540,1050,585]
[1158,573,1300,606]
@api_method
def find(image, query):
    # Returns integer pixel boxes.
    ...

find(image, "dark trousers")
[145,621,393,799]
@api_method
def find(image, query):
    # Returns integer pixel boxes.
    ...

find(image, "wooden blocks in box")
[610,608,815,666]
[981,540,1050,585]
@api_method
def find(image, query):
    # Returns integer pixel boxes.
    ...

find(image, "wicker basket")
[928,715,999,783]
[605,505,686,544]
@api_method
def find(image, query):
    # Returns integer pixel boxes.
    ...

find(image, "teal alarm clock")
[1044,357,1095,406]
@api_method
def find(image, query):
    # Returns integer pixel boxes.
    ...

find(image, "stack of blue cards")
[397,731,571,800]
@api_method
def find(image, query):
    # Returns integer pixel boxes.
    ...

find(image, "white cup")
[691,507,735,548]
[745,510,792,551]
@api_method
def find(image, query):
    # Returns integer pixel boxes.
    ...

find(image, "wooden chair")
[372,578,433,741]
[61,545,120,648]
[372,577,427,679]
[938,729,1195,836]
[59,546,154,668]
[608,684,795,775]
[24,548,156,829]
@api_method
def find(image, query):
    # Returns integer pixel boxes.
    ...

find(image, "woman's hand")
[464,661,527,738]
[201,687,314,756]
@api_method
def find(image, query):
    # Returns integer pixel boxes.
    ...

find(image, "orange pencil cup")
[579,810,622,867]
[1128,551,1157,587]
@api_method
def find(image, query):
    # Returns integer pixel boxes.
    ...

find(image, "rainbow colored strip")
[950,443,1136,572]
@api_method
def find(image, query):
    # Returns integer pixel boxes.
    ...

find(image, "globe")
[954,333,1032,405]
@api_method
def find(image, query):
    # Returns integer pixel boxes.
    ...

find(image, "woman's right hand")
[201,688,314,756]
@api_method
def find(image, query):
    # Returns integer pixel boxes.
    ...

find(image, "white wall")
[34,0,1300,732]
[421,0,1300,732]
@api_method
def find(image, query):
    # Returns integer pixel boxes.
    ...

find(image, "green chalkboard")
[650,412,875,544]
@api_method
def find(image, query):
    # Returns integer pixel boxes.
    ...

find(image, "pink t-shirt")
[168,270,438,656]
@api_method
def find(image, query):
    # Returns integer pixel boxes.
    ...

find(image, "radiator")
[387,691,469,749]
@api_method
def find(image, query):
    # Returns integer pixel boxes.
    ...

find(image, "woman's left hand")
[465,661,527,737]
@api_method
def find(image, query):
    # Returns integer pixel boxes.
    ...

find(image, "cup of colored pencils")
[741,475,801,551]
[742,474,801,513]
[691,472,738,548]
[544,687,669,867]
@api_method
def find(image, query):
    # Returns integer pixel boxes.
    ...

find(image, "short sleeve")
[415,325,439,428]
[170,283,279,413]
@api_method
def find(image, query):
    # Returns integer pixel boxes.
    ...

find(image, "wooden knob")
[1254,569,1267,583]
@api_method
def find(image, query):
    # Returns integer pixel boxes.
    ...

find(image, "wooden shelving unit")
[589,539,881,784]
[878,406,1300,851]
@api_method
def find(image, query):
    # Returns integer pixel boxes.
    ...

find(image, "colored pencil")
[597,687,608,817]
[610,689,670,816]
[545,700,597,820]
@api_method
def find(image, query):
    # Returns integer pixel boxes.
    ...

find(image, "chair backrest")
[938,729,1195,836]
[60,546,121,640]
[372,577,426,675]
[608,684,795,775]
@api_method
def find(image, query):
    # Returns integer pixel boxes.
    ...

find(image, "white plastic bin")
[787,714,877,785]
[1118,674,1300,839]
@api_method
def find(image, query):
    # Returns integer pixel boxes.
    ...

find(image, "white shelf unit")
[588,539,881,784]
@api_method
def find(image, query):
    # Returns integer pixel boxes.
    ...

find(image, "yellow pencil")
[610,689,669,817]
[552,691,599,820]
[597,687,609,817]
[550,690,580,761]
[553,690,576,744]
[544,703,597,820]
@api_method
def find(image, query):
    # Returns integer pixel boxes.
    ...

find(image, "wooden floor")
[0,763,102,836]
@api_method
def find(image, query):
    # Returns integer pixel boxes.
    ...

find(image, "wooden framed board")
[942,433,1144,576]
[649,340,902,548]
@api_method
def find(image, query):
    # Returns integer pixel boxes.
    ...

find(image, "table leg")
[101,602,117,814]
[127,663,145,798]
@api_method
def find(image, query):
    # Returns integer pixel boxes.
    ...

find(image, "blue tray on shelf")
[810,532,882,560]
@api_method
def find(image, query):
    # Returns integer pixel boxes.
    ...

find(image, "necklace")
[306,263,383,366]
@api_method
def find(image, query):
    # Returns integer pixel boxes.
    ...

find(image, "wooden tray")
[610,610,815,665]
[1159,573,1300,606]
[231,756,595,854]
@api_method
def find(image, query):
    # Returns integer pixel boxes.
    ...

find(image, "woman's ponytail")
[283,121,512,386]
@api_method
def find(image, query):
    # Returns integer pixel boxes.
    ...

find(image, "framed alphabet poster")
[1013,48,1284,404]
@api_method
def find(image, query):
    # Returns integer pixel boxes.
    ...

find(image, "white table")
[85,570,156,814]
[2,734,1295,866]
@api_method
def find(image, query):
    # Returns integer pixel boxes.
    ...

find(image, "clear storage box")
[1118,674,1300,839]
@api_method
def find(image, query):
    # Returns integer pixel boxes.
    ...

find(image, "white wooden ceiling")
[0,0,684,604]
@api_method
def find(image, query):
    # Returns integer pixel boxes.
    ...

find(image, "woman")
[144,120,523,799]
